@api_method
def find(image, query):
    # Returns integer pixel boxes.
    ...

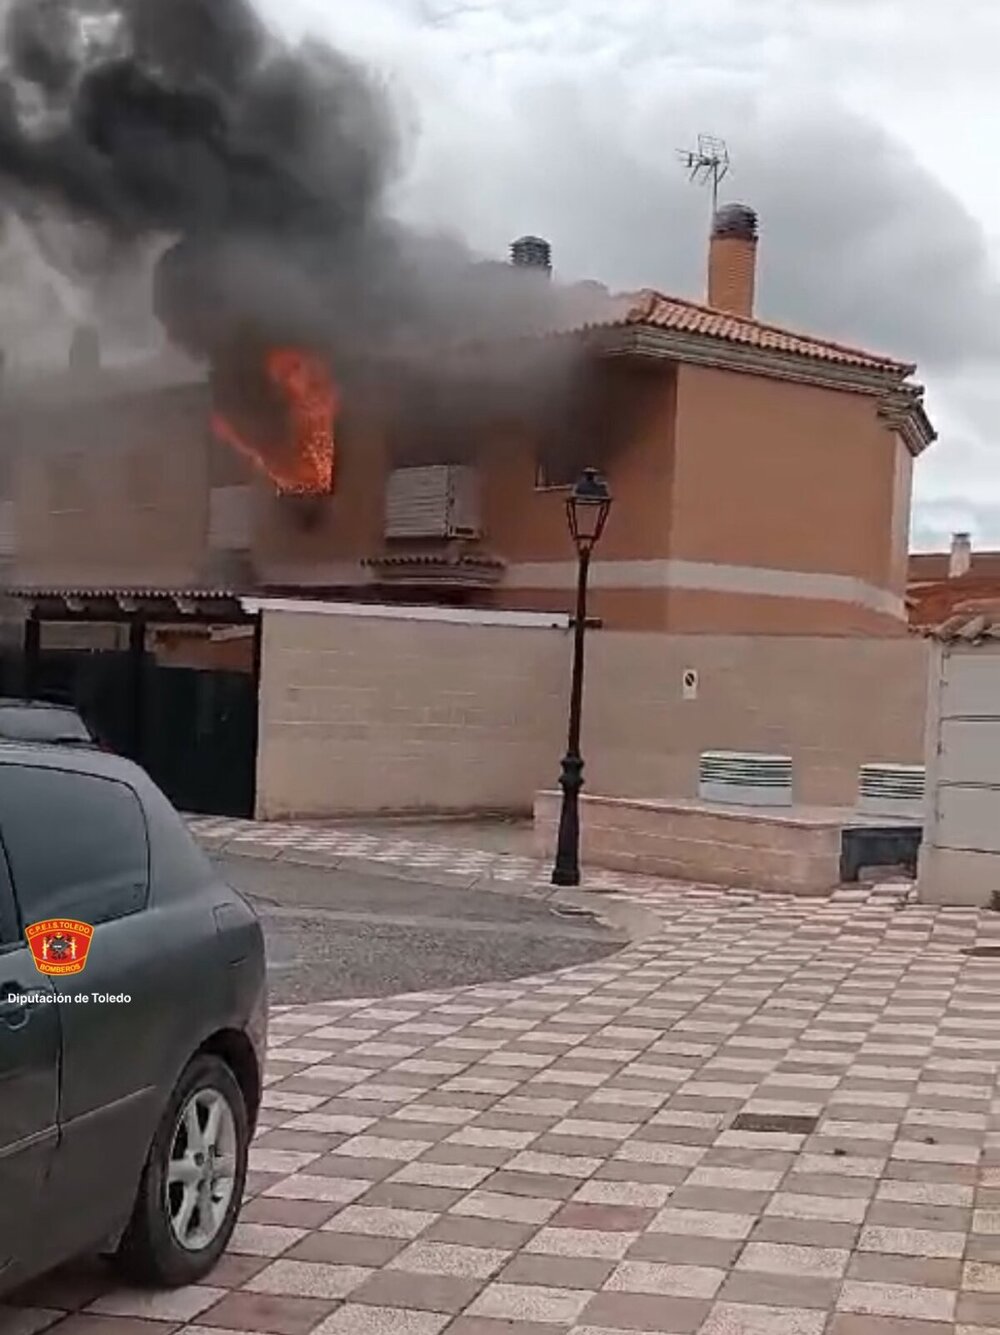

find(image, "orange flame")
[211,347,339,495]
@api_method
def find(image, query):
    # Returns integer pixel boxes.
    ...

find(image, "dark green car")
[0,744,266,1292]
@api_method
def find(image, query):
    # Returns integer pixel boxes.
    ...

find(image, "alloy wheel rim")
[166,1086,238,1251]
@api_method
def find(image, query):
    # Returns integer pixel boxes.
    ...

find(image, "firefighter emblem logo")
[26,919,94,976]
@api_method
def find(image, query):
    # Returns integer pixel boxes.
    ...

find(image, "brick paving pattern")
[5,823,1000,1334]
[186,817,640,892]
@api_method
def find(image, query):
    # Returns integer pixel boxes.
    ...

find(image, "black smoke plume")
[0,0,603,366]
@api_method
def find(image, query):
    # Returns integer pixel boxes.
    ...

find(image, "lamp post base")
[551,752,584,887]
[551,866,581,888]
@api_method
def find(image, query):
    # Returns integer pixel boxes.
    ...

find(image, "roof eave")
[878,386,937,458]
[606,324,908,387]
[594,325,935,455]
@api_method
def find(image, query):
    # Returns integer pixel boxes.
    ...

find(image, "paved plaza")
[6,821,1000,1334]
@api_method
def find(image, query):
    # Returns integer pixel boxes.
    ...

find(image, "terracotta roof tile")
[929,603,1000,642]
[582,289,914,376]
[907,573,1000,628]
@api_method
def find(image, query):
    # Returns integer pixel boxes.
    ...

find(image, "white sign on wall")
[682,668,699,701]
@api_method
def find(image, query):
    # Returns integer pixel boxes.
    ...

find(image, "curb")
[197,834,663,945]
[203,834,530,893]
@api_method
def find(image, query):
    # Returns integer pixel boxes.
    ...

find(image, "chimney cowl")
[949,531,973,579]
[712,203,759,241]
[510,235,552,275]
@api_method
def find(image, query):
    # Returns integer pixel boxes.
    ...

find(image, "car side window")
[0,846,20,950]
[0,766,150,928]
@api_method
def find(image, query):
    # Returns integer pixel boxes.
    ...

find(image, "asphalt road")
[214,854,627,1004]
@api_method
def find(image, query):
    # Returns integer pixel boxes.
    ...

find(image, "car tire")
[114,1053,249,1287]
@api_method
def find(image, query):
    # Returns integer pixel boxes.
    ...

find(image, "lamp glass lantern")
[566,467,612,551]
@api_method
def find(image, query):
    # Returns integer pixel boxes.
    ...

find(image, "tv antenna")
[677,134,730,214]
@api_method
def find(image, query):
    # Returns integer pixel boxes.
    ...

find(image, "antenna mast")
[676,134,730,214]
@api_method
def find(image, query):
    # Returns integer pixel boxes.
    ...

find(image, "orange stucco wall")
[643,363,910,632]
[4,353,916,638]
[669,365,903,585]
[482,364,676,566]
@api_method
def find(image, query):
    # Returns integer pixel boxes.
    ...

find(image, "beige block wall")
[255,607,931,819]
[535,791,844,896]
[582,632,930,808]
[255,608,569,819]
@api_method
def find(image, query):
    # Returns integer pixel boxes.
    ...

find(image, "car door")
[0,761,159,1268]
[0,839,59,1283]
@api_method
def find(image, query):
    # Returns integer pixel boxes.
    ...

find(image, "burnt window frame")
[533,355,664,492]
[534,455,579,491]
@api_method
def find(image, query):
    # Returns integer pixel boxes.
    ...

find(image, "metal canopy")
[3,587,255,624]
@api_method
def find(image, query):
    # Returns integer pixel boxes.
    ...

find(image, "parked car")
[0,698,99,748]
[0,744,266,1294]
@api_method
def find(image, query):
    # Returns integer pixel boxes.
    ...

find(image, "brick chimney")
[949,532,972,579]
[707,203,759,317]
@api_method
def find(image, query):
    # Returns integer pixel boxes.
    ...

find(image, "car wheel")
[115,1053,249,1287]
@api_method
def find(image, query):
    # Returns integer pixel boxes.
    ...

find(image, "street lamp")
[551,468,613,887]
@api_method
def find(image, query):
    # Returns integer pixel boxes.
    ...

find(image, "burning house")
[0,0,937,819]
[0,0,936,625]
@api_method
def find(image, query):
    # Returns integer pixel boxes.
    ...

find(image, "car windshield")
[0,706,93,744]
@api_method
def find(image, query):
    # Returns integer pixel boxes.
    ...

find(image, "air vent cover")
[858,763,925,818]
[699,751,793,807]
[385,465,481,540]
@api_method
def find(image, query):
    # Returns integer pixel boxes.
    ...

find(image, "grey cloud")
[395,71,1000,375]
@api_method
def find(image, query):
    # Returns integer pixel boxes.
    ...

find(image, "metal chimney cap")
[712,203,759,241]
[510,235,553,272]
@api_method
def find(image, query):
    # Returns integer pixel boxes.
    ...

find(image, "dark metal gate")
[142,662,258,817]
[7,590,261,820]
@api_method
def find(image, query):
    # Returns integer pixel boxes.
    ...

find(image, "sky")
[248,0,1000,552]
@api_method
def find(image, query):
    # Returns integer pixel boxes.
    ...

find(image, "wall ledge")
[242,596,571,630]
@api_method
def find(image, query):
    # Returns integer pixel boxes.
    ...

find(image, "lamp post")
[551,468,613,887]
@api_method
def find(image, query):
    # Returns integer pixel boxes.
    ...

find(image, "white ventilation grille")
[385,465,481,540]
[209,485,252,551]
[699,752,794,807]
[858,763,925,818]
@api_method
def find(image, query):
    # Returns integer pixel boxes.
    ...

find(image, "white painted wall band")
[504,559,905,618]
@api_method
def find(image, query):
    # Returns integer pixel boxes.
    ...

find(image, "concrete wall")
[255,604,570,819]
[582,631,929,808]
[534,791,846,896]
[255,604,931,818]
